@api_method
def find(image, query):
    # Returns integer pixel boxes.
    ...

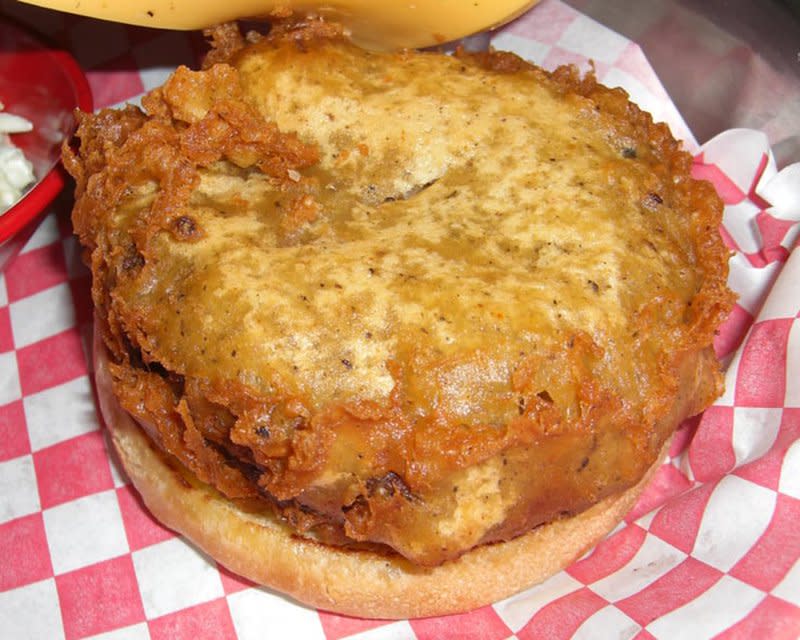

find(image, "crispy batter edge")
[66,22,735,567]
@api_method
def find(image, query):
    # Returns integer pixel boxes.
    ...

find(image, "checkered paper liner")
[0,0,798,638]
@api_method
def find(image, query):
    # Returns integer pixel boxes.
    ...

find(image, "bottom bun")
[95,325,667,619]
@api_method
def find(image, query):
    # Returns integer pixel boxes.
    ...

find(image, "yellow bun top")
[17,0,540,48]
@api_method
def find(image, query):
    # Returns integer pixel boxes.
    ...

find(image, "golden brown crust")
[96,326,668,619]
[67,22,734,568]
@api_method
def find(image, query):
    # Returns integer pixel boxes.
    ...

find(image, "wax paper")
[0,1,798,637]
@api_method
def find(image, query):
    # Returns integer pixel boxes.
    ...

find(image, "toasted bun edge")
[94,323,667,619]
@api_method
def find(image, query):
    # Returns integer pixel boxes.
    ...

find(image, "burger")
[64,19,734,618]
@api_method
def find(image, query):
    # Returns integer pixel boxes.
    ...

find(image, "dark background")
[565,0,800,166]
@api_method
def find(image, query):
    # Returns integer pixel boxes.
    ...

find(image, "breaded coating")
[66,22,733,566]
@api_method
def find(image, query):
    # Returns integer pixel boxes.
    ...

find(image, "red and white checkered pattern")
[490,0,698,150]
[0,0,798,637]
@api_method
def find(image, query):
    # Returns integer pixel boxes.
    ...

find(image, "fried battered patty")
[66,21,733,567]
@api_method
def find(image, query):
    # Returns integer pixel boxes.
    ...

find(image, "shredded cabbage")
[0,104,35,211]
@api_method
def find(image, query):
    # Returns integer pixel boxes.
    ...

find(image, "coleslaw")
[0,103,35,212]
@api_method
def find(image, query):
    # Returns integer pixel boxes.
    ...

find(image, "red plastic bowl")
[0,19,92,269]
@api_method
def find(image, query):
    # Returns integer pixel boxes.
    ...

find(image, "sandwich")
[64,19,734,618]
